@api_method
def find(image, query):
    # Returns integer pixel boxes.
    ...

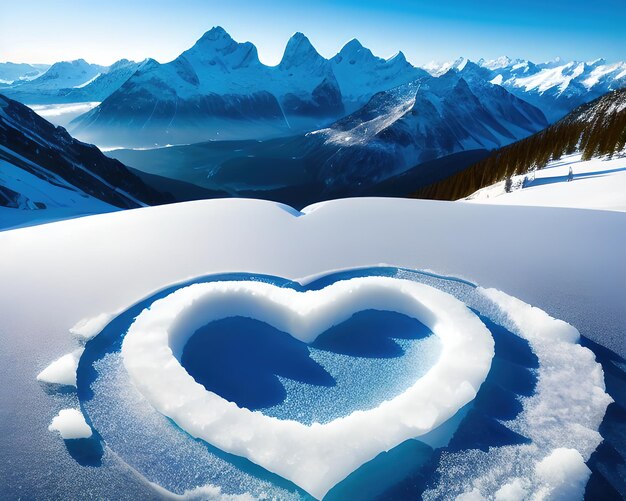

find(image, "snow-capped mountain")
[497,59,626,121]
[70,27,432,148]
[427,56,626,121]
[0,94,169,227]
[421,57,470,77]
[330,39,428,112]
[65,29,622,148]
[3,60,106,102]
[69,27,348,147]
[0,62,50,85]
[1,59,145,105]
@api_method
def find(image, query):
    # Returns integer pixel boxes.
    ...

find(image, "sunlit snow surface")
[40,266,617,500]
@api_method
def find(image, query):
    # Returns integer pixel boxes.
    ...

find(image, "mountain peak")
[333,38,378,66]
[202,26,230,40]
[480,56,513,70]
[453,57,468,71]
[280,32,324,69]
[184,27,260,69]
[341,38,364,53]
[587,58,606,67]
[387,51,408,65]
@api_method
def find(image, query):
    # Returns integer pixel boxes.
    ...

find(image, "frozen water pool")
[181,311,441,424]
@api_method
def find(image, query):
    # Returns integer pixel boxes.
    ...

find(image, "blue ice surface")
[181,310,440,424]
[73,266,626,500]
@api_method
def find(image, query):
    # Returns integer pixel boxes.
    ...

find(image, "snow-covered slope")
[466,153,626,211]
[0,94,169,229]
[414,86,626,202]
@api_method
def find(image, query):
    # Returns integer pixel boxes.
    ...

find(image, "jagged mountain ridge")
[0,94,169,216]
[5,27,621,150]
[69,27,430,147]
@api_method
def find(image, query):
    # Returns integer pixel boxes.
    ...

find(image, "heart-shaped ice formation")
[122,276,494,498]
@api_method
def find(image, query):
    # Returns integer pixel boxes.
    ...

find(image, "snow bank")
[48,408,92,439]
[430,287,611,499]
[122,276,494,498]
[36,348,83,387]
[479,287,611,456]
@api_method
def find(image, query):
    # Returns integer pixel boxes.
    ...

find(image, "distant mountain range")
[2,27,624,149]
[1,59,146,104]
[0,62,50,85]
[426,56,626,121]
[0,94,169,223]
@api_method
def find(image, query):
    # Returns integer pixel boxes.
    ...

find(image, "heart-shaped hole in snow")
[122,276,494,498]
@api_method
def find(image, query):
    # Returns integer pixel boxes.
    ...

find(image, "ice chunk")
[70,313,114,341]
[534,448,591,500]
[494,479,528,501]
[149,481,256,500]
[48,409,92,439]
[36,348,84,387]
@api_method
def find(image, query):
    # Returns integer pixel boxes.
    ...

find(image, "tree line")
[411,88,626,201]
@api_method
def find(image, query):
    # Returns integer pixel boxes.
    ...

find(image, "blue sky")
[1,0,624,65]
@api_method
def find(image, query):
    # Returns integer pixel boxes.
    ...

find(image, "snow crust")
[122,277,494,498]
[37,348,83,387]
[48,409,92,439]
